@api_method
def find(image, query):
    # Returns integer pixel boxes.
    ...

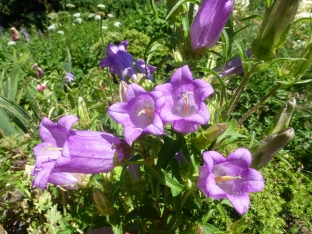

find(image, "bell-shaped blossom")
[32,115,127,190]
[32,63,44,78]
[214,49,251,78]
[154,65,214,134]
[64,72,74,82]
[99,41,156,82]
[197,148,265,214]
[190,0,235,51]
[37,83,47,92]
[108,83,165,145]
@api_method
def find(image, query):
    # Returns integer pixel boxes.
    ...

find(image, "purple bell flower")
[64,72,74,82]
[197,148,265,214]
[32,115,126,190]
[108,83,165,145]
[154,65,214,134]
[190,0,235,51]
[99,41,156,82]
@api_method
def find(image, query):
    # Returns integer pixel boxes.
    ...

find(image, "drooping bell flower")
[37,83,47,92]
[197,148,265,214]
[10,27,20,41]
[32,115,128,190]
[190,0,235,51]
[32,63,44,78]
[154,65,214,134]
[108,83,165,145]
[99,41,156,82]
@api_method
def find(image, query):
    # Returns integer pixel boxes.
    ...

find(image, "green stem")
[61,190,66,215]
[227,71,252,118]
[237,83,283,126]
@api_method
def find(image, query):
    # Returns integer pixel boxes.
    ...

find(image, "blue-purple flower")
[32,115,127,190]
[99,41,156,82]
[197,148,265,214]
[190,0,235,51]
[64,72,74,82]
[108,83,165,145]
[154,65,214,134]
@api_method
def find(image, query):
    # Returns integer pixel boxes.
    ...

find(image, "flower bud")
[192,123,228,150]
[127,164,141,184]
[251,0,299,61]
[292,42,312,78]
[37,83,46,92]
[93,189,114,216]
[77,96,91,128]
[251,127,295,169]
[119,81,128,102]
[266,97,296,135]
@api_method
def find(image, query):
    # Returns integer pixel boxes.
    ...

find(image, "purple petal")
[203,151,226,167]
[48,172,79,190]
[170,65,194,87]
[227,148,252,167]
[193,79,214,101]
[124,126,143,145]
[172,120,200,133]
[206,174,227,199]
[57,115,79,134]
[226,193,250,215]
[126,83,148,101]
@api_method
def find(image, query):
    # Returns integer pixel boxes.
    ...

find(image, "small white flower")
[57,30,64,35]
[47,24,57,30]
[8,41,16,46]
[95,15,101,20]
[74,18,82,24]
[73,13,81,18]
[88,13,95,18]
[114,21,121,27]
[107,13,114,18]
[101,25,108,30]
[97,4,105,9]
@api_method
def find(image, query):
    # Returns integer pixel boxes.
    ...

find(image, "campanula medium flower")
[99,41,156,82]
[32,115,127,190]
[64,72,74,82]
[154,65,214,134]
[108,83,165,145]
[32,63,44,78]
[197,148,265,214]
[190,0,235,51]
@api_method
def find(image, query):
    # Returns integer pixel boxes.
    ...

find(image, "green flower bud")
[251,0,299,61]
[77,96,91,129]
[251,127,295,169]
[293,42,312,78]
[266,97,296,135]
[93,189,114,216]
[192,123,228,150]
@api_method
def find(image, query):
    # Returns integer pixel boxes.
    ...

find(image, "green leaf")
[227,217,251,234]
[145,165,185,195]
[0,108,18,135]
[124,206,159,222]
[216,120,236,143]
[165,0,198,21]
[200,223,226,234]
[157,135,183,169]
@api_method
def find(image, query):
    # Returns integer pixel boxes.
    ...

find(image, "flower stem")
[227,71,252,118]
[237,83,283,126]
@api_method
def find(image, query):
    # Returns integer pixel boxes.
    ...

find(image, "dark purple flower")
[214,49,251,78]
[32,63,44,78]
[99,41,156,82]
[197,148,265,214]
[32,115,126,190]
[190,0,235,51]
[154,65,214,134]
[64,72,74,82]
[108,83,165,145]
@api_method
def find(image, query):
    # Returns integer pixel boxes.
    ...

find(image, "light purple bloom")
[190,0,235,51]
[64,72,74,82]
[99,41,156,82]
[32,115,127,190]
[108,83,165,145]
[32,63,44,78]
[154,65,214,134]
[214,49,251,78]
[197,148,265,214]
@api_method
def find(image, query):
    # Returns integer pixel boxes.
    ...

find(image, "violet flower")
[214,49,251,78]
[99,41,156,82]
[32,115,127,190]
[64,72,74,82]
[190,0,235,51]
[108,83,165,145]
[32,63,44,78]
[197,148,265,214]
[154,65,214,134]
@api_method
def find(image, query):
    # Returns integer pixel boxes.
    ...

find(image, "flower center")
[137,108,155,117]
[182,92,193,116]
[215,175,242,183]
[43,145,63,151]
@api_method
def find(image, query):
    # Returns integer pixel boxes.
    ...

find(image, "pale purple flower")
[214,49,251,78]
[64,72,74,82]
[99,41,156,82]
[32,115,127,190]
[190,0,235,51]
[154,65,214,134]
[108,83,165,145]
[197,148,265,214]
